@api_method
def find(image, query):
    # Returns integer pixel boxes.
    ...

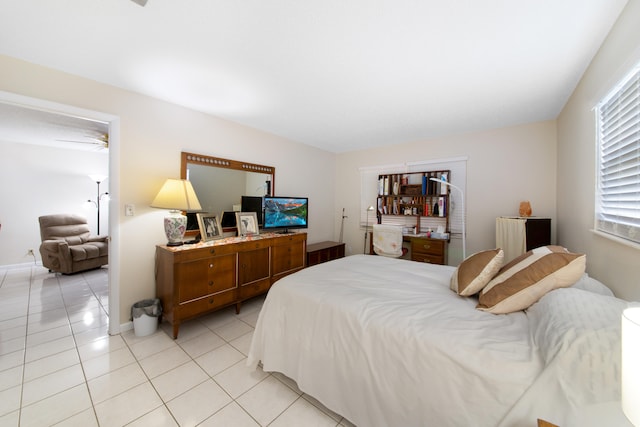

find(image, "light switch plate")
[125,204,135,216]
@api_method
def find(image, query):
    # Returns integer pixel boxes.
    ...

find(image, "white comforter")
[248,255,544,426]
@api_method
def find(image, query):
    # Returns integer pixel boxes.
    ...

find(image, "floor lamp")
[430,178,466,260]
[88,174,109,235]
[363,205,374,254]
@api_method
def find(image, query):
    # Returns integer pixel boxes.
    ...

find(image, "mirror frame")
[180,151,276,237]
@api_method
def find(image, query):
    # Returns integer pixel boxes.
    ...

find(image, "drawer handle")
[210,249,215,254]
[423,245,431,250]
[209,263,214,268]
[209,298,214,304]
[209,281,214,286]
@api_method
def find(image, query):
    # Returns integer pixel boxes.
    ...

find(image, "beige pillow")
[477,246,586,314]
[450,249,504,296]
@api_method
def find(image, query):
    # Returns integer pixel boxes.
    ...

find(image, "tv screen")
[241,196,264,226]
[263,196,308,232]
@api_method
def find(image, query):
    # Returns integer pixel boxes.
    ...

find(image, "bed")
[247,253,632,427]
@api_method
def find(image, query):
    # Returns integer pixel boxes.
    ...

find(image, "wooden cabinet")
[523,218,551,251]
[496,217,551,262]
[156,232,306,338]
[408,237,447,265]
[271,233,307,280]
[306,241,346,266]
[238,241,271,301]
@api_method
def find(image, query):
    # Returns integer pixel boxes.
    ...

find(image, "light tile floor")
[0,265,355,427]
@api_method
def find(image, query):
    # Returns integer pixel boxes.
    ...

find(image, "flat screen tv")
[263,196,308,233]
[241,196,264,226]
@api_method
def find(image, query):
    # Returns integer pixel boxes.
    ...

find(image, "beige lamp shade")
[151,179,202,246]
[151,179,202,211]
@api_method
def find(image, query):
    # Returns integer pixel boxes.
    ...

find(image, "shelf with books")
[376,170,450,235]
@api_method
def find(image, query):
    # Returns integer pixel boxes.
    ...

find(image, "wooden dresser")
[156,232,306,338]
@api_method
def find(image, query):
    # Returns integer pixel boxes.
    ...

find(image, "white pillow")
[527,287,628,363]
[570,273,614,297]
[526,287,630,406]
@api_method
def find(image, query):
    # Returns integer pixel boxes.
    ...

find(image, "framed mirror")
[180,152,275,237]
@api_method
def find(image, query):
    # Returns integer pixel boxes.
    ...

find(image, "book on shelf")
[438,197,445,217]
[440,172,448,195]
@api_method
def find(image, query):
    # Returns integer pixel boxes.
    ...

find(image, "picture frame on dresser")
[236,212,260,236]
[196,213,222,241]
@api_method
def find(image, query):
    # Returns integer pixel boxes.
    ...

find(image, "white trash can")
[131,299,162,337]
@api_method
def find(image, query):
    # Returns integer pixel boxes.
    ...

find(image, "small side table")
[306,241,345,267]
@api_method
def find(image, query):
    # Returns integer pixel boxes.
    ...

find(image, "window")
[595,62,640,245]
[359,157,467,234]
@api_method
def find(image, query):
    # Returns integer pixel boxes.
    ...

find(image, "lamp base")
[164,210,187,246]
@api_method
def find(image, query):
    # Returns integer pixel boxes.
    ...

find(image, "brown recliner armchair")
[38,214,108,274]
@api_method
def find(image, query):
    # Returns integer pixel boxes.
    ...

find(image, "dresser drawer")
[171,244,237,262]
[178,289,237,319]
[410,238,446,265]
[176,254,236,302]
[239,278,271,300]
[238,247,271,286]
[411,239,445,256]
[272,240,305,274]
[412,253,445,264]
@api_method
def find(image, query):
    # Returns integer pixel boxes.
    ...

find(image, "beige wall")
[0,142,109,265]
[0,55,336,327]
[335,121,558,263]
[557,0,640,301]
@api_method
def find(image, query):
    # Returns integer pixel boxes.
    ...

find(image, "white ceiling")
[0,0,628,153]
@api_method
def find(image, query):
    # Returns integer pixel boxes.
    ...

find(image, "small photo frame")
[235,212,260,236]
[196,213,223,241]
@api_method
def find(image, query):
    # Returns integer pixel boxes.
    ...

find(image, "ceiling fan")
[56,133,109,151]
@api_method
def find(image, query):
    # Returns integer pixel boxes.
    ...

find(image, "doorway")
[0,90,121,335]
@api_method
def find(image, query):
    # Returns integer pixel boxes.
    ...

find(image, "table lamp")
[151,178,202,246]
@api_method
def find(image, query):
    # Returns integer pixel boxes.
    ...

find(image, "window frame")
[594,61,640,247]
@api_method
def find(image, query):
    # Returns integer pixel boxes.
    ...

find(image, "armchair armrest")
[39,239,72,273]
[41,239,69,253]
[86,235,108,243]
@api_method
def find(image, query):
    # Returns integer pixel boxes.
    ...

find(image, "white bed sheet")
[248,255,543,427]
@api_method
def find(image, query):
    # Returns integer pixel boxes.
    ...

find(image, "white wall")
[0,55,336,326]
[557,0,640,301]
[336,121,558,264]
[0,141,109,265]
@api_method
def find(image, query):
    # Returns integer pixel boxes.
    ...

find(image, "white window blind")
[359,157,467,236]
[595,62,640,245]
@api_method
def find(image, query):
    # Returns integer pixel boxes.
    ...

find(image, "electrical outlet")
[125,204,135,216]
[27,249,34,256]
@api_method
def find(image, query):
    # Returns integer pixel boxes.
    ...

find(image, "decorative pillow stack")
[450,245,586,314]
